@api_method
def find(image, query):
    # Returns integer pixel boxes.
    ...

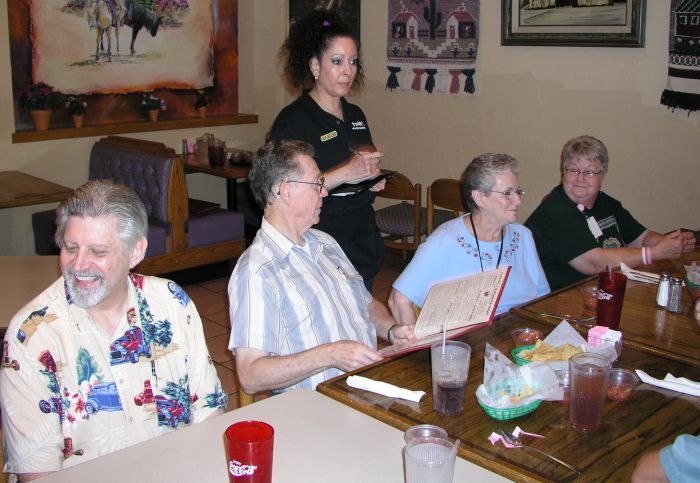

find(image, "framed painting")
[501,0,646,47]
[9,0,239,132]
[287,0,360,40]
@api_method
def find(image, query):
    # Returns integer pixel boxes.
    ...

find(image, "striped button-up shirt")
[228,218,376,391]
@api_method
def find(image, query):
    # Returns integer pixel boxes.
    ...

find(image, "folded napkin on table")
[621,263,660,284]
[635,370,700,397]
[346,375,425,402]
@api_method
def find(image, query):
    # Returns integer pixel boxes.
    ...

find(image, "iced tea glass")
[569,353,611,432]
[431,341,471,416]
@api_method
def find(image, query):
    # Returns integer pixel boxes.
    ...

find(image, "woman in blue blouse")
[389,153,550,324]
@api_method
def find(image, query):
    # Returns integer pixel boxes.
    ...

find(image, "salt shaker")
[666,277,683,314]
[656,272,671,308]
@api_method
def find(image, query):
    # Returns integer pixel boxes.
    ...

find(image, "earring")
[314,74,319,81]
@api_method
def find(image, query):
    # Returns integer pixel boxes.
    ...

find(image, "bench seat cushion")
[186,209,244,248]
[32,209,170,257]
[145,219,169,257]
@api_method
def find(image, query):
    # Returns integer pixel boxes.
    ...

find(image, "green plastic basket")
[478,399,542,420]
[511,344,534,366]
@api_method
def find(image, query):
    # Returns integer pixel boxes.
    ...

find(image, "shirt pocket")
[281,299,314,338]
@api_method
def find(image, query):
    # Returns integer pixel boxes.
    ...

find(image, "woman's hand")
[321,150,385,190]
[369,178,386,192]
[343,150,383,183]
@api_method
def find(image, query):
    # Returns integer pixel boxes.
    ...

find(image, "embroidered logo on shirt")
[350,121,367,130]
[602,237,622,249]
[320,130,338,142]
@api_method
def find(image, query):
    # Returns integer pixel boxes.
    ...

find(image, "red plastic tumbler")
[597,271,627,330]
[225,420,274,483]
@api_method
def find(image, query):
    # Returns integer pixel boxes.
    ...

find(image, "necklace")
[469,215,504,273]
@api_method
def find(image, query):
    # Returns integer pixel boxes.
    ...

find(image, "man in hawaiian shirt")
[0,180,227,481]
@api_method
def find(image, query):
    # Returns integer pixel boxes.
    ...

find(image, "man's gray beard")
[65,267,107,308]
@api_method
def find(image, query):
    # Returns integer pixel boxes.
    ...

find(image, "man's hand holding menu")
[381,267,510,357]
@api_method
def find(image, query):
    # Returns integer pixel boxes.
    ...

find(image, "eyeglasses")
[489,188,525,200]
[285,175,326,193]
[564,167,603,178]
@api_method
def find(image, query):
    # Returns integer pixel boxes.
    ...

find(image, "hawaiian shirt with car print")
[0,273,227,475]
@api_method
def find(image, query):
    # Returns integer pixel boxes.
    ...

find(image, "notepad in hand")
[329,172,392,197]
[381,266,510,357]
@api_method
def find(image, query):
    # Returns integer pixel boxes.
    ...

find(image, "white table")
[0,256,61,335]
[39,389,510,482]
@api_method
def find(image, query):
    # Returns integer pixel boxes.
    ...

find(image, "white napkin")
[621,263,660,284]
[346,375,425,402]
[635,370,700,397]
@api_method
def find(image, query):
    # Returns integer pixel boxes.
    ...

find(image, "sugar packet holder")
[588,326,623,359]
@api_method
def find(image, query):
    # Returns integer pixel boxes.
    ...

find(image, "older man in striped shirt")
[228,140,416,394]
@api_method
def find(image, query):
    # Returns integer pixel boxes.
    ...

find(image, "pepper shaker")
[656,272,671,308]
[666,277,684,314]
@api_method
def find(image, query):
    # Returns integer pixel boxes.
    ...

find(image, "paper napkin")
[621,263,660,284]
[635,370,700,397]
[346,375,425,402]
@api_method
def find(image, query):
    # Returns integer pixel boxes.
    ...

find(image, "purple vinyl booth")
[32,136,245,275]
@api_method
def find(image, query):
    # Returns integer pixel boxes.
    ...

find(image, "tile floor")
[185,249,409,411]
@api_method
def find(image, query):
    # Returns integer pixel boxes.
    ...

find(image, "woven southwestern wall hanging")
[386,0,479,95]
[660,0,700,113]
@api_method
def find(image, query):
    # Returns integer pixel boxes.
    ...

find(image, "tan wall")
[357,1,699,231]
[1,1,697,255]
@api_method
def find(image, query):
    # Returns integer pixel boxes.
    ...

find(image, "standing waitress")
[269,10,385,291]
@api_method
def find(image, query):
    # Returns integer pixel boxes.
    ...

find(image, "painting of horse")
[123,0,163,55]
[84,0,125,61]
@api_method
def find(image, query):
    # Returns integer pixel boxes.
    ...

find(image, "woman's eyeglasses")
[490,188,525,200]
[564,167,603,178]
[285,176,327,193]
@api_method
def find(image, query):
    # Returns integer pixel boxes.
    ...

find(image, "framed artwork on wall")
[287,0,361,40]
[501,0,646,47]
[9,0,240,133]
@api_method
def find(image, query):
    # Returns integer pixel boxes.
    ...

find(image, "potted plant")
[142,93,167,121]
[65,96,88,128]
[18,82,65,131]
[194,89,211,118]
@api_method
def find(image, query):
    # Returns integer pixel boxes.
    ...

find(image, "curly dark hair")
[280,9,365,93]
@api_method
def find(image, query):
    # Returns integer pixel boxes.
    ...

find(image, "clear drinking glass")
[431,341,471,416]
[569,353,611,432]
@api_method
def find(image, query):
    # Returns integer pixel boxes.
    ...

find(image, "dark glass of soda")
[431,341,471,416]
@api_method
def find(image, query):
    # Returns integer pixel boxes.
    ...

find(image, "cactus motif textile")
[386,0,479,94]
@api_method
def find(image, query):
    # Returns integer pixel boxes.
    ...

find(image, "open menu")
[380,266,510,357]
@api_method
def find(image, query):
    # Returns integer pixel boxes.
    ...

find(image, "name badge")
[320,131,338,142]
[587,216,604,239]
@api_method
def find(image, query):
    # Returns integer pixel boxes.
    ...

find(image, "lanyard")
[469,215,504,273]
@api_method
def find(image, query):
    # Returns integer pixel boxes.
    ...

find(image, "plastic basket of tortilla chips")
[512,340,584,367]
[478,399,542,420]
[477,343,561,419]
[511,345,534,365]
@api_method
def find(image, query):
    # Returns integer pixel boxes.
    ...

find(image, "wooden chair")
[426,178,468,235]
[375,171,426,255]
[237,389,256,408]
